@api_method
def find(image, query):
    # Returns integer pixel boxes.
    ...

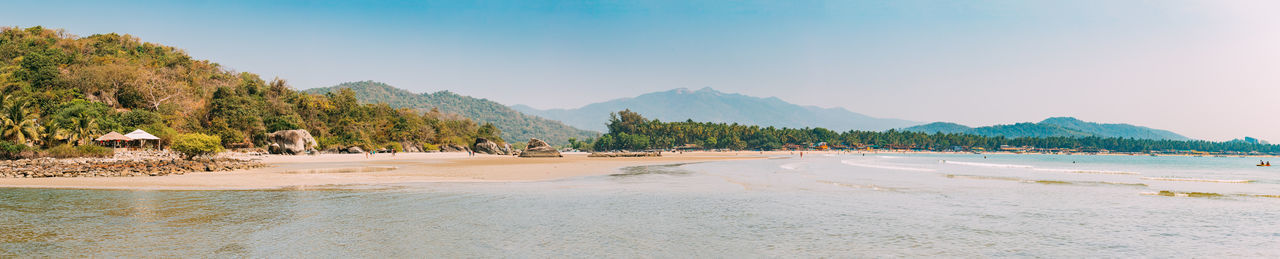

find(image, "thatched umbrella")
[94,131,131,148]
[124,129,161,149]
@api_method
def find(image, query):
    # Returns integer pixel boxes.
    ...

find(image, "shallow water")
[3,153,1279,257]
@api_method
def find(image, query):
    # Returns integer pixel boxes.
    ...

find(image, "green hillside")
[0,26,499,153]
[304,81,598,145]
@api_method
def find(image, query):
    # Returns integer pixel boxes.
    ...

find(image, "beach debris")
[518,138,562,158]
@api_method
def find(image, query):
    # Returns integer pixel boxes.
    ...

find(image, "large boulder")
[518,138,562,158]
[400,141,422,153]
[346,146,365,154]
[499,143,514,155]
[265,129,317,155]
[440,144,470,153]
[473,138,503,155]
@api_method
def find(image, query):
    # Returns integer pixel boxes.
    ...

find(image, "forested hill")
[0,26,503,152]
[512,87,920,132]
[903,117,1191,141]
[303,81,598,145]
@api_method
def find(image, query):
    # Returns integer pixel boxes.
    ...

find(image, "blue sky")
[3,0,1278,141]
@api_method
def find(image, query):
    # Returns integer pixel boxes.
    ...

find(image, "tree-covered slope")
[513,87,919,132]
[903,117,1191,140]
[0,26,500,152]
[304,81,598,145]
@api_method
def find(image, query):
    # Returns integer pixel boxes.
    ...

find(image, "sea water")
[3,153,1278,257]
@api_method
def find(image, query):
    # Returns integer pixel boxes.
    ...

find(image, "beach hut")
[124,129,161,149]
[94,131,132,148]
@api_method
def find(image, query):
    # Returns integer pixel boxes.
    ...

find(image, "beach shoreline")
[0,152,774,191]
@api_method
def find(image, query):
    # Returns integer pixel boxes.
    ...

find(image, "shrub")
[76,145,114,157]
[382,142,403,152]
[43,144,113,158]
[0,141,29,160]
[422,143,439,151]
[171,133,224,160]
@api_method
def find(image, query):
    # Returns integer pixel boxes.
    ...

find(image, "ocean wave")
[943,161,1034,169]
[875,156,905,159]
[841,160,937,172]
[1033,168,1140,175]
[779,163,804,170]
[944,174,1147,187]
[1142,190,1227,198]
[1140,177,1254,183]
[944,174,1023,182]
[816,180,899,191]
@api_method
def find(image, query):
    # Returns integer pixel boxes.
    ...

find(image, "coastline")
[0,152,771,191]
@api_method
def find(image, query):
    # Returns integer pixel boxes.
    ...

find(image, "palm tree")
[0,95,42,146]
[59,111,98,146]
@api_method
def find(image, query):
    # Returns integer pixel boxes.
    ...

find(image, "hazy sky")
[3,0,1277,141]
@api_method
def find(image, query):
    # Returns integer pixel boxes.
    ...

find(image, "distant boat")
[1257,161,1271,167]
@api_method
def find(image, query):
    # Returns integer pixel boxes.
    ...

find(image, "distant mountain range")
[303,81,599,145]
[512,87,920,132]
[903,117,1192,140]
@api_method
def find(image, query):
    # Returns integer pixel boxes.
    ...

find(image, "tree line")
[585,109,1280,154]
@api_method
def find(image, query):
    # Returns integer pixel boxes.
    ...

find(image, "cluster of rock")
[588,151,662,158]
[440,144,471,153]
[472,138,515,155]
[0,155,264,178]
[265,129,525,157]
[518,138,562,158]
[266,129,318,155]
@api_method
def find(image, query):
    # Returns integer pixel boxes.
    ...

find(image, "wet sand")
[0,152,772,190]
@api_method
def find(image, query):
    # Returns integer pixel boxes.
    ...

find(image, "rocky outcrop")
[588,151,662,157]
[346,146,365,154]
[400,141,422,152]
[0,157,264,178]
[440,144,470,153]
[518,138,562,158]
[473,138,504,155]
[499,143,514,155]
[265,129,318,155]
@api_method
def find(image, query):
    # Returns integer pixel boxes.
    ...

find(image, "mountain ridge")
[903,117,1191,140]
[513,87,920,132]
[303,81,599,145]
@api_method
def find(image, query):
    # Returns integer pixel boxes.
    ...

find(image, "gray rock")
[265,129,318,155]
[347,146,365,154]
[401,141,422,152]
[518,138,562,158]
[440,144,469,153]
[473,138,503,155]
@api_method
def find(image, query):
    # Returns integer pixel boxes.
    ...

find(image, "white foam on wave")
[943,161,1034,169]
[875,156,905,159]
[1140,177,1254,183]
[1033,168,1140,175]
[841,160,937,172]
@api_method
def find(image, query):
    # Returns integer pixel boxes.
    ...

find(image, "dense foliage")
[304,81,597,145]
[594,110,1280,154]
[0,26,501,154]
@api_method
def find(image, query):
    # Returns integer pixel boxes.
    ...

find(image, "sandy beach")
[0,152,774,190]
